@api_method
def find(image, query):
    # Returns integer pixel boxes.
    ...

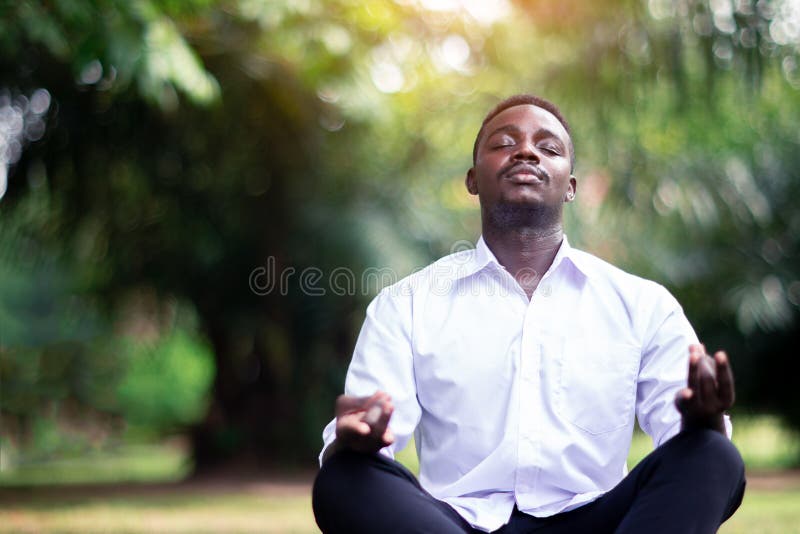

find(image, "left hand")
[675,344,735,434]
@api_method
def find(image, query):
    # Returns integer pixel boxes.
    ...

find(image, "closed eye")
[491,138,515,149]
[539,145,562,156]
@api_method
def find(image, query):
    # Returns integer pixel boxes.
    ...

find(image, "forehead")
[483,104,569,142]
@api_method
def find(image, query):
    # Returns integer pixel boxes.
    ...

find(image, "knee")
[676,429,747,519]
[313,451,367,531]
[313,450,361,506]
[312,450,428,534]
[688,429,743,466]
[670,429,745,485]
[312,450,390,513]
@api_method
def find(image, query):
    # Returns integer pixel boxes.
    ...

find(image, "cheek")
[547,160,573,179]
[474,164,500,190]
[476,154,504,174]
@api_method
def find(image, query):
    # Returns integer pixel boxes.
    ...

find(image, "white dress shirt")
[320,236,731,532]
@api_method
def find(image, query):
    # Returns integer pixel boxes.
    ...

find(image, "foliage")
[0,193,120,454]
[0,0,219,108]
[0,194,213,461]
[2,0,800,466]
[117,330,214,432]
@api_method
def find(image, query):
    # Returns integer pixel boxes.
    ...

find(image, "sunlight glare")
[417,0,510,25]
[440,34,471,71]
[371,61,406,93]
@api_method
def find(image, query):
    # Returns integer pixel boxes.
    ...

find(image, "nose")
[513,139,539,163]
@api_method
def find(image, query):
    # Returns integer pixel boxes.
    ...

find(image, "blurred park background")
[1,0,800,531]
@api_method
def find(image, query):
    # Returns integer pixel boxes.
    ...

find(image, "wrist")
[681,412,726,434]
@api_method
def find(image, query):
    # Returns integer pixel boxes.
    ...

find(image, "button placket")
[516,298,545,496]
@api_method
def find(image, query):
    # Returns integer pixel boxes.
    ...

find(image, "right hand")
[335,391,395,454]
[675,344,734,434]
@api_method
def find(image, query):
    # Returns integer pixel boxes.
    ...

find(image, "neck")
[481,207,564,298]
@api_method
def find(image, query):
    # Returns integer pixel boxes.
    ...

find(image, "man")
[312,94,745,533]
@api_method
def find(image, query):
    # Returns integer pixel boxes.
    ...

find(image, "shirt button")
[540,284,552,297]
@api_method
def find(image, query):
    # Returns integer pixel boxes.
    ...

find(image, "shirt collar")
[459,234,592,280]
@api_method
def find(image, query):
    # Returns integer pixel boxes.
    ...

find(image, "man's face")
[466,104,576,220]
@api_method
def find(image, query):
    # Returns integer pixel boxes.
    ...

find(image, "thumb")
[335,394,372,416]
[382,427,395,445]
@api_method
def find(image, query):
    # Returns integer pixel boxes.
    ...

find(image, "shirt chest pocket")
[555,338,640,435]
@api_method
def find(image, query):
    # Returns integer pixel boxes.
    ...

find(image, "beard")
[484,200,562,234]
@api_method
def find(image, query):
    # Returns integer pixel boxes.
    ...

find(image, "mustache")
[500,161,550,181]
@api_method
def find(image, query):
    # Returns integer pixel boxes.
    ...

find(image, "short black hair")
[472,94,575,172]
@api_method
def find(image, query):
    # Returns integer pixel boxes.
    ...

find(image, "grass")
[0,481,798,533]
[721,487,800,534]
[0,441,190,487]
[0,489,317,533]
[0,415,798,533]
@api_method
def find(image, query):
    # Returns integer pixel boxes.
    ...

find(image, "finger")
[697,356,717,409]
[697,353,717,381]
[335,391,391,417]
[689,343,706,358]
[363,402,384,426]
[687,345,702,391]
[714,351,735,408]
[382,427,395,446]
[335,394,371,416]
[337,413,371,437]
[674,387,693,414]
[366,390,391,409]
[363,393,394,435]
[363,393,393,422]
[367,391,393,414]
[341,411,371,431]
[372,400,394,435]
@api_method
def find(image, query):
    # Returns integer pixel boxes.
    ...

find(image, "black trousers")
[312,429,746,534]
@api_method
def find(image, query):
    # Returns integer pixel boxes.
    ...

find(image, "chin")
[487,202,561,230]
[501,193,546,206]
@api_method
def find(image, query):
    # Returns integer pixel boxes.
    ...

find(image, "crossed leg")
[312,449,471,534]
[312,429,745,534]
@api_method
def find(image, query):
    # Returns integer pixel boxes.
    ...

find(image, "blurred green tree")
[0,0,460,467]
[2,0,800,471]
[517,0,800,427]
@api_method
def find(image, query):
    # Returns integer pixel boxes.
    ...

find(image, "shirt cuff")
[724,413,733,439]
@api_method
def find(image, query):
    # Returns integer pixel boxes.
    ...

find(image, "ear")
[564,175,577,203]
[465,168,478,195]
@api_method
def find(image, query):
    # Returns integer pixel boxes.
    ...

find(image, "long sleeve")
[319,286,422,465]
[635,285,732,447]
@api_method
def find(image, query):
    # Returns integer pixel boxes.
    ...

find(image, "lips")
[502,163,548,183]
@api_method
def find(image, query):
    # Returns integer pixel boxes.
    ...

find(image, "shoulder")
[568,247,683,322]
[569,247,691,344]
[360,249,475,327]
[375,247,477,299]
[571,248,672,296]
